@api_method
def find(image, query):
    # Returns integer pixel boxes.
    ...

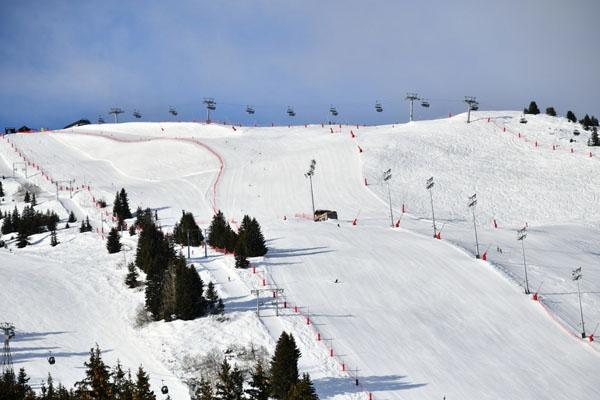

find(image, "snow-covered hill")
[1,111,598,399]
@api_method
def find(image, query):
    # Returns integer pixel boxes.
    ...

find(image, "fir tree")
[246,362,270,400]
[580,114,592,130]
[119,188,133,219]
[50,229,59,247]
[588,127,599,146]
[173,211,204,246]
[75,345,112,400]
[24,191,30,203]
[125,262,140,288]
[208,211,228,249]
[205,281,222,315]
[113,191,122,220]
[195,378,215,400]
[234,241,250,269]
[287,373,318,400]
[65,223,70,229]
[566,110,577,122]
[111,361,127,399]
[31,193,37,207]
[107,227,122,254]
[591,115,599,127]
[16,230,29,248]
[525,101,540,115]
[175,260,207,320]
[270,332,301,399]
[68,211,77,223]
[133,366,155,400]
[215,359,245,400]
[0,181,4,197]
[129,224,136,236]
[545,107,557,116]
[16,367,34,399]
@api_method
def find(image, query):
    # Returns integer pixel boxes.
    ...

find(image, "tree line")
[1,205,59,248]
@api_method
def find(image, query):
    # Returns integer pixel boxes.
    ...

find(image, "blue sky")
[1,0,598,128]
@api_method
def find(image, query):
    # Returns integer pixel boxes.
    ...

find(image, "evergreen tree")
[16,368,34,399]
[591,115,599,127]
[111,361,127,399]
[287,374,318,400]
[50,229,59,247]
[46,373,56,400]
[129,224,136,236]
[215,359,244,400]
[234,235,250,269]
[195,378,215,400]
[75,346,112,400]
[208,211,228,249]
[125,262,140,288]
[68,211,77,223]
[173,211,204,246]
[133,366,155,400]
[580,114,592,130]
[16,230,29,248]
[205,281,222,315]
[246,362,270,400]
[119,188,133,219]
[525,101,540,115]
[107,227,122,254]
[588,127,599,146]
[545,107,557,117]
[239,217,268,257]
[270,332,301,399]
[80,217,93,233]
[0,181,4,197]
[31,193,37,207]
[113,191,122,220]
[175,260,207,320]
[566,110,577,122]
[24,191,30,203]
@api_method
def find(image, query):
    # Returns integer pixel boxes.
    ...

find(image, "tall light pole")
[305,160,316,221]
[405,93,419,122]
[517,227,530,294]
[572,267,586,338]
[383,169,393,227]
[426,177,437,238]
[464,96,479,124]
[467,194,480,258]
[203,98,216,123]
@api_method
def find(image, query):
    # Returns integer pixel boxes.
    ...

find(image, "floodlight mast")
[517,227,530,294]
[109,107,124,123]
[425,177,437,238]
[203,98,216,123]
[467,194,480,258]
[572,267,586,338]
[405,93,419,122]
[383,169,393,227]
[464,96,479,123]
[305,160,316,221]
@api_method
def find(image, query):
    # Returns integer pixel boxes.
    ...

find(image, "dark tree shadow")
[313,374,427,397]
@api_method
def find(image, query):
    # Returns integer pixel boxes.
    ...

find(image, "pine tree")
[46,373,56,399]
[129,224,136,236]
[195,378,215,400]
[270,332,301,399]
[525,101,540,115]
[113,191,122,220]
[107,227,122,254]
[566,110,577,122]
[111,361,127,399]
[589,127,599,146]
[75,345,112,399]
[591,115,599,127]
[16,367,34,399]
[545,107,557,117]
[174,260,207,320]
[0,181,4,197]
[50,229,59,247]
[119,188,133,219]
[247,218,268,256]
[16,230,29,248]
[215,359,244,400]
[580,114,592,130]
[287,373,318,400]
[234,240,250,268]
[24,191,30,203]
[205,281,221,315]
[31,193,37,207]
[173,211,204,246]
[133,366,155,400]
[246,362,270,400]
[125,262,140,288]
[68,211,77,223]
[208,211,228,249]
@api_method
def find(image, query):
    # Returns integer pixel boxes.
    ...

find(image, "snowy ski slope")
[1,111,599,399]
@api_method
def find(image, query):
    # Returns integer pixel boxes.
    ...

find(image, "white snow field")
[0,110,599,399]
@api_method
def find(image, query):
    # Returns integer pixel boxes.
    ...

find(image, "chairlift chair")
[168,107,178,116]
[97,116,105,124]
[375,101,383,112]
[421,99,430,108]
[48,352,55,365]
[519,116,528,124]
[287,106,296,117]
[470,103,479,111]
[329,106,338,116]
[133,110,142,119]
[161,381,169,394]
[246,105,255,115]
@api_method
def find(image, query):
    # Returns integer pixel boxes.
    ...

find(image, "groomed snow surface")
[1,111,599,399]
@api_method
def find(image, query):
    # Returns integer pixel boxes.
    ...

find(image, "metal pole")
[467,106,471,124]
[204,229,208,258]
[387,181,394,227]
[472,207,480,258]
[275,290,279,317]
[522,239,529,294]
[309,175,315,221]
[577,280,586,338]
[187,229,190,259]
[429,189,437,238]
[409,100,414,122]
